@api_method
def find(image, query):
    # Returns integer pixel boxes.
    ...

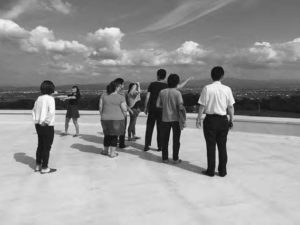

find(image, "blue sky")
[1,0,300,86]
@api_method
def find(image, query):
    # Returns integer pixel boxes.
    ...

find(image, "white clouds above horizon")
[230,39,300,69]
[87,27,125,61]
[2,17,300,79]
[0,19,88,55]
[0,0,72,20]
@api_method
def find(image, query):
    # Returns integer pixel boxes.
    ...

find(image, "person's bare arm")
[127,104,133,115]
[121,102,128,117]
[144,92,150,114]
[156,93,162,108]
[196,104,205,128]
[177,77,194,89]
[99,96,103,115]
[178,93,184,110]
[227,105,234,129]
[136,82,141,92]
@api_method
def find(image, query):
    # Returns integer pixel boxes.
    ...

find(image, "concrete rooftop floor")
[0,113,299,225]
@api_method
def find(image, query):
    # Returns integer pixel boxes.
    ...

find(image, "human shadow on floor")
[117,147,205,175]
[79,133,104,144]
[76,133,206,175]
[71,143,103,154]
[70,133,104,155]
[14,153,35,170]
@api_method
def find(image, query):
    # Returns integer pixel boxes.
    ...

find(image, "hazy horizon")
[1,0,300,86]
[2,77,300,90]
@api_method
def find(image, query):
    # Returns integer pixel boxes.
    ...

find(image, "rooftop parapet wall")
[1,110,300,137]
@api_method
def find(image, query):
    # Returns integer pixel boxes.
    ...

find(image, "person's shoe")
[60,132,69,136]
[157,148,162,152]
[133,136,141,140]
[127,137,136,141]
[119,145,128,149]
[40,167,57,174]
[201,170,215,177]
[162,159,169,163]
[144,146,150,152]
[100,150,108,155]
[173,159,182,164]
[35,164,41,172]
[73,134,80,137]
[109,153,119,158]
[218,172,227,177]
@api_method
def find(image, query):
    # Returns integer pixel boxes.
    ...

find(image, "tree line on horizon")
[0,92,300,118]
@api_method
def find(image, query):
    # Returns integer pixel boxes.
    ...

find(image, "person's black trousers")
[104,135,118,147]
[145,110,163,149]
[118,116,127,147]
[35,124,54,169]
[161,121,181,161]
[203,115,229,175]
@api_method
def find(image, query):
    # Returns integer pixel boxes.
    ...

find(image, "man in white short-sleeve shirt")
[196,66,235,177]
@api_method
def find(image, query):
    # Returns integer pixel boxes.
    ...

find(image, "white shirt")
[198,81,235,116]
[32,95,56,126]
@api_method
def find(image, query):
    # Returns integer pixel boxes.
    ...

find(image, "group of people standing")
[32,66,235,177]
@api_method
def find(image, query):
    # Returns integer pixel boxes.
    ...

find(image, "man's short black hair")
[157,69,167,80]
[167,74,180,88]
[114,78,124,85]
[40,80,55,95]
[211,66,224,81]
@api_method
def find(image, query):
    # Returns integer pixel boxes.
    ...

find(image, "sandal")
[109,153,119,158]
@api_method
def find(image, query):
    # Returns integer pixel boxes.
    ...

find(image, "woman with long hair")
[63,86,81,137]
[99,81,127,158]
[126,82,142,141]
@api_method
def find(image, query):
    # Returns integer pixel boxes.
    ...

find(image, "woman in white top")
[32,80,57,174]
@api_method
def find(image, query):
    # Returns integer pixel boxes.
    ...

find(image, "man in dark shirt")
[144,69,168,151]
[144,69,193,151]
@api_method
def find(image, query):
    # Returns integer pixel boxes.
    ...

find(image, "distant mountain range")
[1,78,300,91]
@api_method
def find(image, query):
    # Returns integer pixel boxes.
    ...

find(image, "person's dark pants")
[128,109,140,138]
[35,124,54,169]
[161,121,181,161]
[118,116,127,147]
[203,115,229,175]
[145,110,163,149]
[104,135,118,147]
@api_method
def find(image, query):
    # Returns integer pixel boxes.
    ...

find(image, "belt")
[205,114,227,118]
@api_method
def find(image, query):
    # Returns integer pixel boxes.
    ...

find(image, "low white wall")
[184,114,300,137]
[1,110,300,137]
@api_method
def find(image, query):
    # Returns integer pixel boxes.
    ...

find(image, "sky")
[1,0,300,86]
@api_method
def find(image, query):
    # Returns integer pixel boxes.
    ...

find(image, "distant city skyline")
[1,0,300,86]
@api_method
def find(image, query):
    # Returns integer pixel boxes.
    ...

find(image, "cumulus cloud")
[47,61,84,73]
[0,19,88,55]
[86,32,213,67]
[230,39,300,69]
[0,0,72,19]
[22,26,88,54]
[87,27,124,60]
[0,18,28,40]
[44,54,84,74]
